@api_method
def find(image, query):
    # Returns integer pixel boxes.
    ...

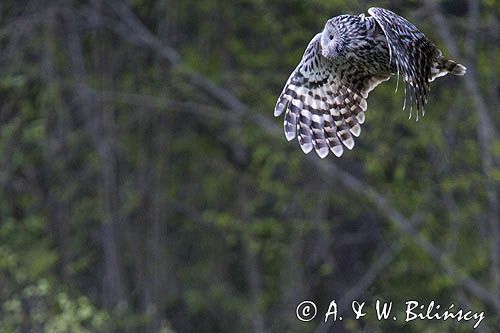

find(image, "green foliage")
[0,216,108,333]
[0,0,498,332]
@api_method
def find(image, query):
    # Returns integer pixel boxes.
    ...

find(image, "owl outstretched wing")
[367,7,441,118]
[274,34,389,158]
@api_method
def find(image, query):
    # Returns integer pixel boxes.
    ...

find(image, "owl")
[274,7,466,158]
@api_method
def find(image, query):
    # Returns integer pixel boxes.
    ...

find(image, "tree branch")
[82,87,244,123]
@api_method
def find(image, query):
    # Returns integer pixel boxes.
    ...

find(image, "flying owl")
[274,7,466,158]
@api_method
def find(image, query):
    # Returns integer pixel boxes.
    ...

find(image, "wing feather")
[274,33,389,158]
[368,7,440,119]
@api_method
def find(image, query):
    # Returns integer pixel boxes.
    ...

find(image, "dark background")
[0,0,498,332]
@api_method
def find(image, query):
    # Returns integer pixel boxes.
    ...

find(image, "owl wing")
[368,7,441,118]
[274,34,389,158]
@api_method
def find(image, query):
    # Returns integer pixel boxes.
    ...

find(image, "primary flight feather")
[274,7,466,158]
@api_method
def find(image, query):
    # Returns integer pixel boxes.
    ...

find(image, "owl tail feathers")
[430,57,467,81]
[447,61,466,76]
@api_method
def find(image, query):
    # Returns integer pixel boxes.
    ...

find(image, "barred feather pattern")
[368,7,439,120]
[274,7,466,158]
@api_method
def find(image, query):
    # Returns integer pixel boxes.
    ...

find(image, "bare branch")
[82,87,244,123]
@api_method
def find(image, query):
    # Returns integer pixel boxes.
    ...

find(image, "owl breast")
[344,32,392,75]
[332,16,392,75]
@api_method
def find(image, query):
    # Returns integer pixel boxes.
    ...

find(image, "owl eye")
[329,35,334,40]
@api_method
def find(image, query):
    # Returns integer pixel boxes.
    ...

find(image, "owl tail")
[430,57,467,81]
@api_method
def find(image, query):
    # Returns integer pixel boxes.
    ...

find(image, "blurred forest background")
[0,0,499,332]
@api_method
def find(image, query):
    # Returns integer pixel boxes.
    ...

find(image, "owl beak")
[320,37,336,59]
[321,46,335,59]
[319,43,329,58]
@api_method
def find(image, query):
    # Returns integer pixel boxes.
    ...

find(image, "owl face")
[320,20,343,59]
[320,15,363,60]
[320,16,352,59]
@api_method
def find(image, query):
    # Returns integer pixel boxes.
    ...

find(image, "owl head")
[320,15,359,59]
